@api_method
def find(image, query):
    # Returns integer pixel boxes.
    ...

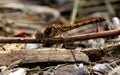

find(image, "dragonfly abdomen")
[60,17,106,32]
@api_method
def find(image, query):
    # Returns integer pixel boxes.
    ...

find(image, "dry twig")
[0,29,119,43]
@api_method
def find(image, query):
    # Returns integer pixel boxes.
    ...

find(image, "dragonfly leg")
[96,23,101,32]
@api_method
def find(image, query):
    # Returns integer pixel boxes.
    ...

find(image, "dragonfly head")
[35,30,45,41]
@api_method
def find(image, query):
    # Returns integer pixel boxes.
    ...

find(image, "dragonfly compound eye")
[35,30,45,41]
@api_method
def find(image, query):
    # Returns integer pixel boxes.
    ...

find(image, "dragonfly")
[35,17,106,42]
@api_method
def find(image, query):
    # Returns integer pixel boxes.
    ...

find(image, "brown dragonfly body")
[35,18,106,41]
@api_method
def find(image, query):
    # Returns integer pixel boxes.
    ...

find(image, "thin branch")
[0,29,119,43]
[46,29,120,44]
[0,37,37,43]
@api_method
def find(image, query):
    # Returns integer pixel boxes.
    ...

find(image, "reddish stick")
[0,29,119,43]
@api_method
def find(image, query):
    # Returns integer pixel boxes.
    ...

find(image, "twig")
[45,29,120,45]
[0,29,119,43]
